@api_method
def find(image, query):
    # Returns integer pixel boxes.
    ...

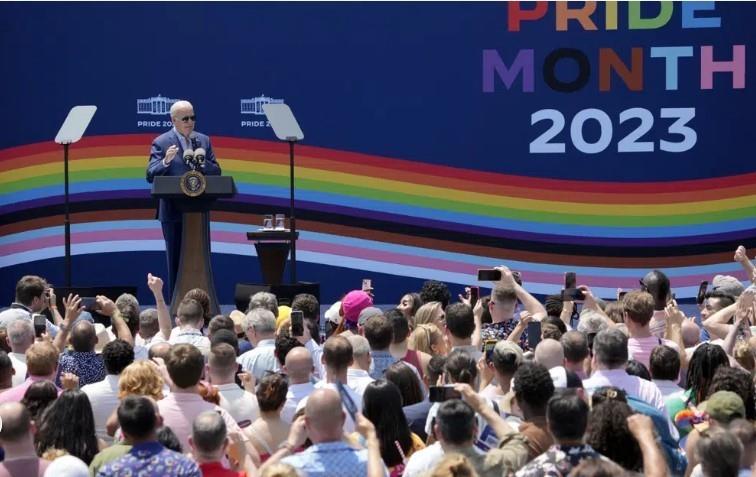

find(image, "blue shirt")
[282,441,380,477]
[56,350,105,387]
[368,350,397,380]
[96,441,200,477]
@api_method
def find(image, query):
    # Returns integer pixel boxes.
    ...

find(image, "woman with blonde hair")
[408,324,448,357]
[118,360,165,400]
[414,302,445,330]
[106,360,165,437]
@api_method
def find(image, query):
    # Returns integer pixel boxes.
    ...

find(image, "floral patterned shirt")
[481,320,530,351]
[96,441,200,477]
[515,444,608,477]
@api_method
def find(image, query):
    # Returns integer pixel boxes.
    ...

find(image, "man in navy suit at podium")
[146,100,221,301]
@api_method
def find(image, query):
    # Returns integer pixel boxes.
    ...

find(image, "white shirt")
[216,383,259,425]
[584,368,666,413]
[81,374,121,444]
[9,352,27,387]
[347,368,374,399]
[135,332,167,349]
[237,339,278,380]
[403,442,448,477]
[169,328,211,356]
[296,380,362,433]
[304,339,325,380]
[281,381,316,424]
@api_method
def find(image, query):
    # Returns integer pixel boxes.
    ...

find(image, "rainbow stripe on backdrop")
[1,134,754,298]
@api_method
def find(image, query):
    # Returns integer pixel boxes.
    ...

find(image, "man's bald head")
[305,388,344,441]
[70,320,97,352]
[148,342,171,360]
[535,338,564,370]
[0,402,32,443]
[682,320,701,348]
[284,347,313,384]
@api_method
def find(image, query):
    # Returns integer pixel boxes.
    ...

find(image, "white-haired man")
[237,308,279,380]
[146,100,222,298]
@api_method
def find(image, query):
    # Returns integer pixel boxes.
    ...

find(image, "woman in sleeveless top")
[244,373,289,462]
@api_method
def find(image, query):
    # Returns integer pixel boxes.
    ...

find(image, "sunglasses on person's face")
[180,115,196,123]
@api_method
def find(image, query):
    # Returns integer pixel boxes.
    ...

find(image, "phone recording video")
[291,310,304,337]
[561,272,585,301]
[428,385,462,403]
[527,320,542,349]
[477,269,502,281]
[697,281,709,305]
[483,340,497,362]
[469,286,480,308]
[79,296,98,312]
[362,278,372,292]
[32,313,46,337]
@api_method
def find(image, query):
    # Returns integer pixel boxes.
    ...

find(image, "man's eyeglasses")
[180,115,196,123]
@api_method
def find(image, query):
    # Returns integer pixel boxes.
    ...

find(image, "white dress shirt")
[281,381,316,423]
[169,328,211,356]
[9,352,27,387]
[81,374,121,444]
[583,368,666,413]
[237,339,278,380]
[216,383,260,425]
[347,368,374,400]
[304,339,325,379]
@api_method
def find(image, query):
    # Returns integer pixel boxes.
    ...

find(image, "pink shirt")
[0,376,60,404]
[628,336,680,370]
[157,392,244,453]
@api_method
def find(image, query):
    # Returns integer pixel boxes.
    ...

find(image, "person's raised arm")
[507,311,531,345]
[559,300,574,329]
[454,383,516,438]
[97,296,133,346]
[147,273,172,340]
[459,288,483,347]
[734,245,756,285]
[146,140,175,183]
[495,266,546,320]
[52,294,83,353]
[580,286,616,328]
[627,414,668,477]
[664,300,688,371]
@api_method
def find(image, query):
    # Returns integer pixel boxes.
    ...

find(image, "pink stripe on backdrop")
[0,229,163,255]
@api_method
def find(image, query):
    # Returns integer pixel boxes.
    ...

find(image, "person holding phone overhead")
[146,100,222,302]
[479,266,547,351]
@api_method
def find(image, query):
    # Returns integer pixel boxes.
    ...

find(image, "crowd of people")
[1,245,756,476]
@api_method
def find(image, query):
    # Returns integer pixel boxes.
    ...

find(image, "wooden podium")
[151,175,236,316]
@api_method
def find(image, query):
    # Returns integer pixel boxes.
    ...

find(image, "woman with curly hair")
[35,390,102,464]
[667,343,729,436]
[586,400,642,472]
[105,360,165,437]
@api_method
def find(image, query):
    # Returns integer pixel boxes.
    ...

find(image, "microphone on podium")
[194,148,206,168]
[183,148,195,167]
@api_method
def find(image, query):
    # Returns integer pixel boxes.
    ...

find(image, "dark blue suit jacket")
[146,129,222,222]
